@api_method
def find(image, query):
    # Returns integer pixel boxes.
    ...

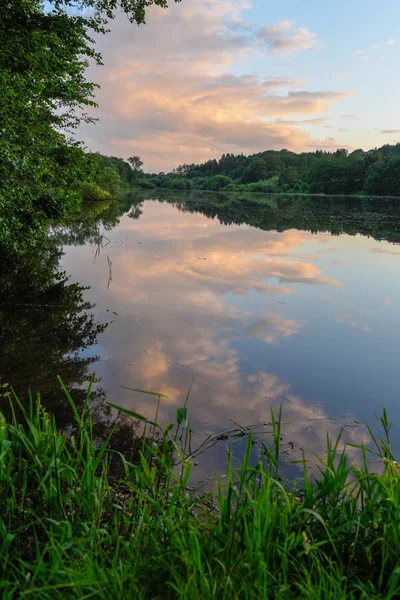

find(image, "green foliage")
[308,158,368,195]
[246,177,279,193]
[92,166,122,196]
[137,178,156,189]
[151,144,400,197]
[308,160,350,194]
[279,166,300,187]
[73,181,112,202]
[0,2,95,250]
[241,158,268,183]
[0,1,179,251]
[152,174,191,189]
[87,153,135,187]
[204,175,233,190]
[364,157,400,196]
[0,390,400,598]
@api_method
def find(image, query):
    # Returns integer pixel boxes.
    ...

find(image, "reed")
[0,385,399,599]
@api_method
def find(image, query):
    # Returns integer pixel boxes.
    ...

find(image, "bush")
[137,179,156,189]
[74,181,111,202]
[190,176,209,189]
[148,177,161,187]
[300,181,310,192]
[94,166,122,196]
[247,179,279,193]
[204,175,233,191]
[171,178,189,190]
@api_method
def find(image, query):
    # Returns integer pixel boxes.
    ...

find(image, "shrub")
[74,181,111,202]
[204,175,233,190]
[137,179,156,189]
[247,179,279,193]
[94,166,122,196]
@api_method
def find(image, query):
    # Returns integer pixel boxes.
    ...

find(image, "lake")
[2,192,400,478]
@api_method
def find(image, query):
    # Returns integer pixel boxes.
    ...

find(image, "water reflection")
[0,241,102,417]
[60,193,400,469]
[3,192,400,477]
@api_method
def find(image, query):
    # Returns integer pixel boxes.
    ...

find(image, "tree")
[128,156,144,174]
[364,158,400,196]
[205,175,233,191]
[346,157,367,193]
[308,159,349,194]
[150,144,400,197]
[0,1,180,250]
[279,167,300,188]
[334,148,349,159]
[241,159,267,183]
[262,153,285,174]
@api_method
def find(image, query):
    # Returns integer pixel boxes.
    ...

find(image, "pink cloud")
[79,0,348,170]
[258,20,321,54]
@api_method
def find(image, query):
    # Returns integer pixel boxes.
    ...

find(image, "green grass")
[1,385,400,599]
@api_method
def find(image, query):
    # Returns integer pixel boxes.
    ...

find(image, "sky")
[78,0,400,172]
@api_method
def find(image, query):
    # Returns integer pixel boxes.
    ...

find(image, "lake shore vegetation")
[140,145,400,197]
[0,387,400,599]
[0,1,178,251]
[2,1,400,253]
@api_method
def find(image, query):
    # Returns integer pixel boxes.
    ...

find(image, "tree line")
[139,145,400,196]
[2,1,400,253]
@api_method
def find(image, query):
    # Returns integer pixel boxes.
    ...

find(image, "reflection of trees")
[0,193,145,456]
[0,241,108,428]
[0,189,146,415]
[138,190,400,244]
[4,189,398,463]
[51,192,143,247]
[127,204,144,220]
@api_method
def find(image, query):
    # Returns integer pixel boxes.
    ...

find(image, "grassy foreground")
[0,386,400,599]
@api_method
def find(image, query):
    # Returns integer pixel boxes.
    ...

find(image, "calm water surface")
[3,193,400,476]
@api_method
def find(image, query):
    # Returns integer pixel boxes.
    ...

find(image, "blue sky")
[78,0,400,170]
[237,0,400,150]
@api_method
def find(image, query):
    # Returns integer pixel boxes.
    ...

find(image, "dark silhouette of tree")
[128,156,144,174]
[0,241,107,426]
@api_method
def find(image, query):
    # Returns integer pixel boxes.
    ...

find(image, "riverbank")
[1,387,399,599]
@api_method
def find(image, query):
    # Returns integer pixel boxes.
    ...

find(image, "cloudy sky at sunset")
[80,0,400,171]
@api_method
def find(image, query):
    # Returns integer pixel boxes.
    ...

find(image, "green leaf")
[120,386,168,398]
[105,401,160,428]
[176,407,187,425]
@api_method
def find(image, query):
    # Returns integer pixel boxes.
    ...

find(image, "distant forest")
[108,143,400,197]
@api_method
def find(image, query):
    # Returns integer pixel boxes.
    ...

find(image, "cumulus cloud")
[79,0,348,170]
[257,20,321,54]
